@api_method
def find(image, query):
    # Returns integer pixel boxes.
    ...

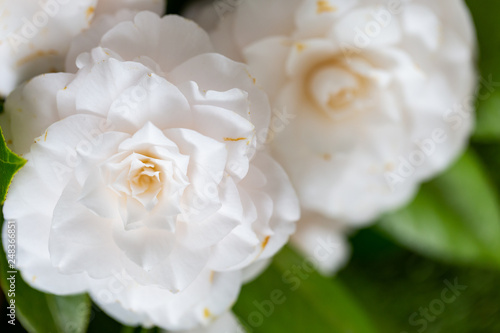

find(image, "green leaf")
[120,326,137,333]
[473,90,500,142]
[466,0,500,142]
[0,126,26,204]
[473,142,500,194]
[234,246,377,333]
[340,228,500,333]
[0,214,91,333]
[379,150,500,268]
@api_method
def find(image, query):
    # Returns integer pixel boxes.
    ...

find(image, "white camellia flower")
[188,0,476,274]
[0,0,165,96]
[1,12,299,331]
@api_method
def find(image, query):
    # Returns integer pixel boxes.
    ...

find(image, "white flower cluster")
[0,0,476,332]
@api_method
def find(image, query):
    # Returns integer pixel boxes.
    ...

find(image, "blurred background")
[2,0,500,332]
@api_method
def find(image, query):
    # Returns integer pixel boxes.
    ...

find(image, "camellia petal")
[1,73,74,155]
[0,0,165,96]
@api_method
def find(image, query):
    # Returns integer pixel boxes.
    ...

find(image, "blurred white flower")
[0,0,165,96]
[179,312,245,333]
[291,211,350,275]
[1,13,299,331]
[188,0,477,272]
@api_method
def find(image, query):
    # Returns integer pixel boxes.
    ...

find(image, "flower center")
[305,56,373,120]
[310,66,359,111]
[98,148,189,231]
[127,159,163,210]
[107,154,166,212]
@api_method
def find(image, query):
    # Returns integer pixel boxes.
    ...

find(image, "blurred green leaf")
[0,214,91,333]
[473,142,500,194]
[379,150,500,268]
[466,0,500,142]
[234,246,377,333]
[341,228,500,333]
[473,91,500,142]
[0,127,25,204]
